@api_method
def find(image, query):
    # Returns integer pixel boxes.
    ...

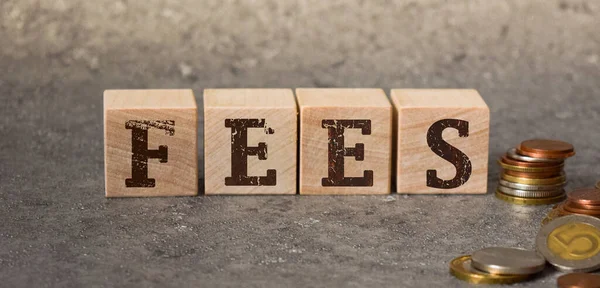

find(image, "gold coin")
[537,215,600,272]
[449,255,530,284]
[498,159,564,173]
[548,223,600,260]
[495,190,565,205]
[504,169,563,179]
[502,173,566,185]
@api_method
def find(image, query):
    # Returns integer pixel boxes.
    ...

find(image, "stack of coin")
[543,186,600,225]
[496,139,575,205]
[449,247,545,284]
[555,188,600,217]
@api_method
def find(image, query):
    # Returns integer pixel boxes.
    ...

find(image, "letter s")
[426,119,472,189]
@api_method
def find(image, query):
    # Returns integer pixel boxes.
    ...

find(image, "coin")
[519,139,576,159]
[596,181,600,190]
[502,173,567,185]
[507,148,564,163]
[471,247,546,275]
[498,179,567,191]
[568,188,600,205]
[556,203,576,216]
[449,255,531,284]
[496,190,566,205]
[562,204,600,216]
[566,201,600,211]
[563,206,600,216]
[498,159,564,173]
[557,273,600,288]
[536,215,600,272]
[504,169,563,179]
[501,155,564,168]
[497,185,564,198]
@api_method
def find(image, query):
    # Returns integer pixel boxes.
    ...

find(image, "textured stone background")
[1,0,599,287]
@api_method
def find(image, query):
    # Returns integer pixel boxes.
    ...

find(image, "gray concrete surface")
[1,0,600,287]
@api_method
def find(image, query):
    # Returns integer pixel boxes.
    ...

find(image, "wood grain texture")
[391,89,489,194]
[297,88,392,195]
[204,89,297,195]
[104,89,198,197]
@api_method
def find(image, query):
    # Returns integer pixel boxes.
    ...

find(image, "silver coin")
[506,148,564,163]
[497,185,565,198]
[498,179,566,191]
[536,215,600,273]
[471,247,546,275]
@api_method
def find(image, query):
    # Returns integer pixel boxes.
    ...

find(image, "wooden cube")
[391,89,489,194]
[203,89,297,195]
[104,89,198,197]
[297,88,392,195]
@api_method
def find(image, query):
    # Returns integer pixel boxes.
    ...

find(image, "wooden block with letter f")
[203,89,297,195]
[391,89,490,194]
[297,88,392,195]
[104,89,198,197]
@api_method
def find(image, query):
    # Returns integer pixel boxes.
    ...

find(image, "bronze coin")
[501,155,564,168]
[504,169,563,179]
[566,201,600,211]
[563,203,600,216]
[507,147,563,163]
[556,204,575,216]
[557,272,600,288]
[567,188,600,205]
[498,160,564,173]
[518,139,575,159]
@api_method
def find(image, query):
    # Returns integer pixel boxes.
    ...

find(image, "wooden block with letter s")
[203,89,297,195]
[104,89,198,197]
[297,88,392,195]
[391,89,490,194]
